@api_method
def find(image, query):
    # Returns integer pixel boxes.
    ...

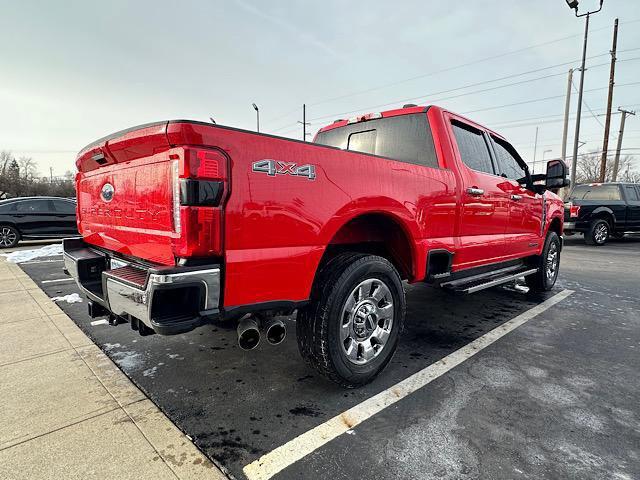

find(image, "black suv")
[564,182,640,245]
[0,197,78,248]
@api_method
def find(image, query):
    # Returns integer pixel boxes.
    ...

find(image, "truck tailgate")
[76,121,227,266]
[76,122,178,265]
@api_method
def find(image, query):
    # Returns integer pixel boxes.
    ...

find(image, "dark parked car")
[0,197,78,248]
[564,182,640,245]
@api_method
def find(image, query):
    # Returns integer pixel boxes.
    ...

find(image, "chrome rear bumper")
[63,237,221,335]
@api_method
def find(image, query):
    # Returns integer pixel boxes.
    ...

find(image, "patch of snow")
[51,293,83,304]
[110,351,143,371]
[1,243,63,263]
[142,366,158,377]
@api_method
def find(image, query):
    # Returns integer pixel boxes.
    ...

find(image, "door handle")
[466,187,484,196]
[511,194,522,201]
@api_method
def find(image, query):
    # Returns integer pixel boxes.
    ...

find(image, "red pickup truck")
[64,105,568,387]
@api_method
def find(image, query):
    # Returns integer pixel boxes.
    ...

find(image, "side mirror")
[545,159,570,189]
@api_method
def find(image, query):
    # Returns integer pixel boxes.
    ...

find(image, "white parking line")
[41,278,74,284]
[243,289,574,480]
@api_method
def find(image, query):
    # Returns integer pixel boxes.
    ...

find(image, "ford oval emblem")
[101,183,114,202]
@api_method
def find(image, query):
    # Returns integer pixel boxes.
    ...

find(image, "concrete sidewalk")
[0,256,227,480]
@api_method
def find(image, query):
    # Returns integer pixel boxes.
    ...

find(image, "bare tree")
[575,151,639,184]
[0,151,12,177]
[17,156,38,180]
[0,151,75,198]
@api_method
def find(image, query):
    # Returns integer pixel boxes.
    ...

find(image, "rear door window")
[624,185,639,201]
[314,113,439,168]
[451,121,495,174]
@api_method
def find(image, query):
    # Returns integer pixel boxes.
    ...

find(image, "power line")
[274,60,589,131]
[266,21,640,126]
[303,22,633,108]
[273,53,640,133]
[461,82,640,116]
[571,77,604,128]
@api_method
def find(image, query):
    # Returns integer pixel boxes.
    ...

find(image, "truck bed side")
[165,121,457,308]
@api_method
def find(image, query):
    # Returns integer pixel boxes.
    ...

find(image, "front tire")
[526,231,561,292]
[296,253,406,388]
[0,225,20,248]
[585,219,609,246]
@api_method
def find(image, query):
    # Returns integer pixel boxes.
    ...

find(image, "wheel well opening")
[549,217,562,236]
[592,211,614,226]
[322,214,413,280]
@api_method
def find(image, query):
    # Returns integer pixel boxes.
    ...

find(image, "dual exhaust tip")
[237,316,286,350]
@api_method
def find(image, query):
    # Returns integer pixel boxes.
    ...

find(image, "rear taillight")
[171,148,228,258]
[172,160,181,235]
[569,203,581,218]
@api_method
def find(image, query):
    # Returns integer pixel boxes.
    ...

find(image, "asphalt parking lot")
[16,235,640,480]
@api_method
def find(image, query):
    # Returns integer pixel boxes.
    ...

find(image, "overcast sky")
[1,0,639,176]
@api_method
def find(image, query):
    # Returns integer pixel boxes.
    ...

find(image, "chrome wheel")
[594,223,608,243]
[0,227,17,247]
[545,242,559,280]
[340,278,394,365]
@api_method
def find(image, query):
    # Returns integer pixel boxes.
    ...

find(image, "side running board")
[440,266,538,294]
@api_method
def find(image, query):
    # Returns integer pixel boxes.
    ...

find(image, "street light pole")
[571,14,589,188]
[566,0,605,188]
[252,103,260,132]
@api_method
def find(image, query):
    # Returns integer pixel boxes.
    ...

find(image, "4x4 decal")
[252,159,316,180]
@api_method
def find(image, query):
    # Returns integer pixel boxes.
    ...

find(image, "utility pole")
[561,68,574,164]
[598,18,618,183]
[532,126,539,174]
[49,167,53,183]
[297,104,311,141]
[566,0,604,188]
[612,108,636,181]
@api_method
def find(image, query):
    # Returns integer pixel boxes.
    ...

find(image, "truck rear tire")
[296,253,405,388]
[585,219,609,246]
[525,231,561,293]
